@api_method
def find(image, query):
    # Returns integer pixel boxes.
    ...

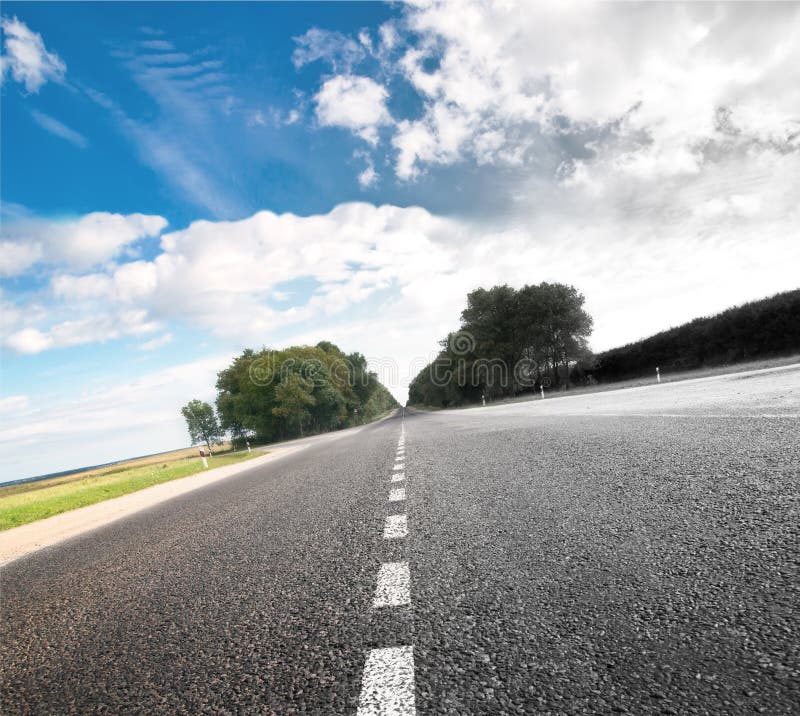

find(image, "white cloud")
[139,332,174,351]
[0,240,42,277]
[293,28,366,71]
[0,212,167,276]
[315,74,393,144]
[385,1,800,183]
[4,327,52,354]
[358,164,378,189]
[30,109,87,148]
[0,15,65,92]
[5,176,798,402]
[355,150,378,188]
[0,395,28,414]
[6,310,161,354]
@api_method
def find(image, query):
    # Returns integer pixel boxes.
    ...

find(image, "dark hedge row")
[589,289,800,383]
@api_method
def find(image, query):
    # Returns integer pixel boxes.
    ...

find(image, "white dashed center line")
[388,487,406,502]
[357,427,416,714]
[383,514,408,539]
[357,646,416,716]
[372,561,411,607]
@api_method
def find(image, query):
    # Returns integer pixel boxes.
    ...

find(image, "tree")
[214,343,398,441]
[181,399,223,451]
[272,372,316,437]
[408,281,594,405]
[519,282,593,387]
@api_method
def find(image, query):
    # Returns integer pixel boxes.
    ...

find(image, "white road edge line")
[372,562,411,607]
[393,463,404,471]
[357,646,416,716]
[384,514,408,539]
[389,487,406,502]
[391,472,405,483]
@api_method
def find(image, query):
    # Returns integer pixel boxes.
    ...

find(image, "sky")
[1,1,799,481]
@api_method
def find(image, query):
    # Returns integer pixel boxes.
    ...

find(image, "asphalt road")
[2,366,799,714]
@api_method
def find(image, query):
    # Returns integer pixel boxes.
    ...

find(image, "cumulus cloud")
[354,1,800,184]
[0,15,66,92]
[0,240,43,277]
[315,74,393,144]
[5,183,798,399]
[355,150,378,188]
[5,310,161,354]
[0,212,167,276]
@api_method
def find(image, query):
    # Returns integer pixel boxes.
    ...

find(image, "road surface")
[2,365,798,714]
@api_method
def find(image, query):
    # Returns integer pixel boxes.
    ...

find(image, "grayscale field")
[1,365,798,714]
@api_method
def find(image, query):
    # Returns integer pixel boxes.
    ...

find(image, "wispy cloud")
[139,332,173,351]
[140,39,174,51]
[81,33,246,218]
[30,109,87,148]
[293,28,366,72]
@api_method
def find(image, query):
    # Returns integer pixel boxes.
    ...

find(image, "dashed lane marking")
[383,514,408,539]
[393,463,405,471]
[357,646,416,716]
[391,472,405,483]
[372,562,411,607]
[389,487,406,502]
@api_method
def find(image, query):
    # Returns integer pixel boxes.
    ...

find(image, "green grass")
[0,452,261,531]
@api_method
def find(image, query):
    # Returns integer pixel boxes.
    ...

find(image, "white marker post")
[199,449,208,469]
[245,439,251,453]
[540,385,545,399]
[482,393,486,407]
[656,367,661,383]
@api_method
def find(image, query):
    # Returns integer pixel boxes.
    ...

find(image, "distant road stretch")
[2,365,798,714]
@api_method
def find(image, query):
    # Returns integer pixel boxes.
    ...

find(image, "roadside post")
[540,385,545,399]
[482,393,486,407]
[656,366,661,383]
[199,449,208,469]
[245,439,251,453]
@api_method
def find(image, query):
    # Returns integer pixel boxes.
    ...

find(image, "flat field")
[0,447,259,531]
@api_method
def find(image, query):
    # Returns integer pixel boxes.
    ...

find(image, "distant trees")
[180,399,223,451]
[214,341,397,443]
[591,289,800,382]
[409,282,593,406]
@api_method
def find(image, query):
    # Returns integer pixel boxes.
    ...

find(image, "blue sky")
[2,1,799,481]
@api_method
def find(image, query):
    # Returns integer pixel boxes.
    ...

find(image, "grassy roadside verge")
[0,451,261,531]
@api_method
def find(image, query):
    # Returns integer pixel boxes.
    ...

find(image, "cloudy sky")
[2,1,799,481]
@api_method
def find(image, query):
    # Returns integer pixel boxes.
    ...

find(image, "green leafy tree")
[272,372,316,437]
[215,342,398,441]
[181,399,223,451]
[409,281,593,406]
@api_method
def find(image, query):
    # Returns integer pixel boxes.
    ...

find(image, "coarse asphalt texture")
[1,365,799,714]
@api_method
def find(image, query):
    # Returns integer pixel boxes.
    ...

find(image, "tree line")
[181,341,398,448]
[408,282,593,407]
[408,285,800,408]
[589,289,800,383]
